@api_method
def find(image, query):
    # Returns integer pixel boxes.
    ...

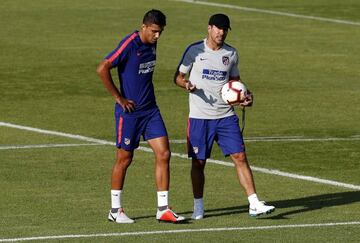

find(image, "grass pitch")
[0,0,359,242]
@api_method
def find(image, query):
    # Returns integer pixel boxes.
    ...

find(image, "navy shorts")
[115,105,168,150]
[187,115,245,160]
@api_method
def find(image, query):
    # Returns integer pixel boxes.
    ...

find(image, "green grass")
[0,0,359,242]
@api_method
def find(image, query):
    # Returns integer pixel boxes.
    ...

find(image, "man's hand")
[240,90,253,107]
[174,71,196,92]
[185,81,196,92]
[116,96,136,113]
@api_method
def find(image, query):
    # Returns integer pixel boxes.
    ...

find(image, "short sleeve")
[105,42,128,67]
[105,32,138,67]
[178,47,195,74]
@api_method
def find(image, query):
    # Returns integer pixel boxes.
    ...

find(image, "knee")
[231,152,248,166]
[157,149,171,162]
[115,156,132,168]
[192,159,206,170]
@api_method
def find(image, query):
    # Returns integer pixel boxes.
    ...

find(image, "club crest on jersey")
[124,138,131,145]
[222,56,230,65]
[193,147,199,154]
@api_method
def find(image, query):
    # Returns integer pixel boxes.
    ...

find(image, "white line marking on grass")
[0,122,113,145]
[172,0,360,26]
[245,137,360,142]
[0,143,103,150]
[1,121,359,190]
[0,221,359,242]
[145,136,360,144]
[205,158,360,190]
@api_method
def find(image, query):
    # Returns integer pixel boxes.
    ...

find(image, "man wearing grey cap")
[174,13,275,220]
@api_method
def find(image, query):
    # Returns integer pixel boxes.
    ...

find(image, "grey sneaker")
[191,206,204,220]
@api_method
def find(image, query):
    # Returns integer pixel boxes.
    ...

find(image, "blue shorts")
[115,104,168,150]
[187,115,245,160]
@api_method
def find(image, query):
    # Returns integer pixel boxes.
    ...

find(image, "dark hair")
[143,9,166,27]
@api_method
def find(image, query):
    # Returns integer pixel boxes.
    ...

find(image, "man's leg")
[147,136,170,191]
[187,118,214,220]
[111,148,133,189]
[230,152,255,196]
[191,158,206,219]
[191,158,206,198]
[108,148,135,223]
[148,136,185,222]
[230,152,275,216]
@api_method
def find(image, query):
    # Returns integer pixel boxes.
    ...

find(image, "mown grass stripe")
[1,121,359,190]
[0,221,359,242]
[172,0,360,26]
[0,143,102,150]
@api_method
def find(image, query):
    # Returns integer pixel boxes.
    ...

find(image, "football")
[221,80,248,105]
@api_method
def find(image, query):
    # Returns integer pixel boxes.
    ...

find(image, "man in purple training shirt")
[97,9,185,224]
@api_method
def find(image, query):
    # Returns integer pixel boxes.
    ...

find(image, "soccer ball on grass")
[221,80,248,105]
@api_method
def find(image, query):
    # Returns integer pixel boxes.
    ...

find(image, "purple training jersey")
[105,31,158,114]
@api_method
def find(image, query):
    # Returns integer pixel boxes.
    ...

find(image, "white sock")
[157,191,168,208]
[111,190,122,209]
[194,198,204,209]
[248,193,260,206]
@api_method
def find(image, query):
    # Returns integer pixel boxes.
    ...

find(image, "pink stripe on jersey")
[108,32,138,63]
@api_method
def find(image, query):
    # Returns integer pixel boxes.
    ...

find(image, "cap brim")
[215,25,231,30]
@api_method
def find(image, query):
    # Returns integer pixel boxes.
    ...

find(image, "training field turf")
[0,0,359,242]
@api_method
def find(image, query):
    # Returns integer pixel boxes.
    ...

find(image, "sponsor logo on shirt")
[202,69,227,81]
[139,60,156,74]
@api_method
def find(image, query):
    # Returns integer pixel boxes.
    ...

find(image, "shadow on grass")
[262,190,360,220]
[185,191,360,220]
[132,214,192,224]
[131,191,359,221]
